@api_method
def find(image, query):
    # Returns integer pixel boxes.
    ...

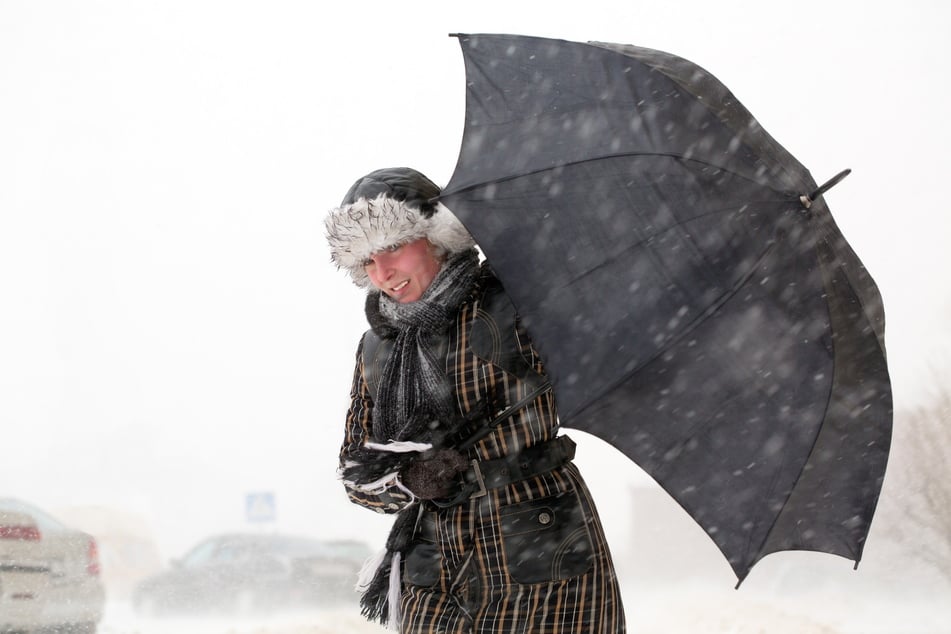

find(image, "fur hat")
[324,167,475,288]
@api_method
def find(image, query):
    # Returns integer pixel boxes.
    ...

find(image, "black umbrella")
[438,33,892,585]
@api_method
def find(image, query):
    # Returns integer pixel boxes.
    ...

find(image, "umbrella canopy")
[439,33,892,584]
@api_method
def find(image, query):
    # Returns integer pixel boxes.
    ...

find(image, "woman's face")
[364,238,442,303]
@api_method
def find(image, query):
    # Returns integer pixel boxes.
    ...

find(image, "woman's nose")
[371,253,395,277]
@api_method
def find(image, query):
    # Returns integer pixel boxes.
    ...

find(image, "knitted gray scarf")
[368,248,481,444]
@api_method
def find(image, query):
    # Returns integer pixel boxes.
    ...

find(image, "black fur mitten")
[400,448,469,499]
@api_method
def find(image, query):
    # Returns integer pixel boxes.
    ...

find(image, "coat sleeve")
[337,334,416,514]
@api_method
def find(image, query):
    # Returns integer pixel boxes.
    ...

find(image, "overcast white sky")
[1,0,949,580]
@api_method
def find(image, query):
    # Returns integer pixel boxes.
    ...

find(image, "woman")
[326,167,625,633]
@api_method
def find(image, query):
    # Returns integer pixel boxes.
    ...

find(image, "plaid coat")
[340,266,626,633]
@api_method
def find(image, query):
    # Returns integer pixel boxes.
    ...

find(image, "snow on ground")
[98,583,951,634]
[623,585,951,634]
[100,603,383,634]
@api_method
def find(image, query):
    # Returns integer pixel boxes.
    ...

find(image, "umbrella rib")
[563,239,779,423]
[572,198,786,286]
[440,152,792,200]
[737,254,887,579]
[735,446,793,585]
[732,256,876,583]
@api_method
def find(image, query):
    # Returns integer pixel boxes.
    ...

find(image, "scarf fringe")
[340,470,401,495]
[338,439,432,497]
[387,551,402,630]
[359,557,392,624]
[358,507,418,628]
[365,440,433,453]
[356,547,388,592]
[338,446,419,489]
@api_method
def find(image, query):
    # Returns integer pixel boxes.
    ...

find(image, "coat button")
[538,512,552,525]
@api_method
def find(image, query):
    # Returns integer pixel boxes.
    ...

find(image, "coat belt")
[429,435,577,509]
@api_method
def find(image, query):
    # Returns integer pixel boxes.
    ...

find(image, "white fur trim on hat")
[324,194,475,288]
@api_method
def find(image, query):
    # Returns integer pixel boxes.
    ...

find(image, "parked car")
[131,532,370,617]
[0,497,106,634]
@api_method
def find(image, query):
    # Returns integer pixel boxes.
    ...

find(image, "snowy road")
[100,604,383,634]
[98,587,951,634]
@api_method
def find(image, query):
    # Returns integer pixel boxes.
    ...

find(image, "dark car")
[131,532,370,617]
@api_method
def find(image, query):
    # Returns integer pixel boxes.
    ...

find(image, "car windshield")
[179,538,223,567]
[176,534,337,568]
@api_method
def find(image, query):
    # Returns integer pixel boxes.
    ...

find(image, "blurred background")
[2,1,949,632]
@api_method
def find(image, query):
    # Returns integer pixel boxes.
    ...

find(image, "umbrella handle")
[800,168,852,209]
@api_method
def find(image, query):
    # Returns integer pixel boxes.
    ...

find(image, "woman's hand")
[400,448,469,499]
